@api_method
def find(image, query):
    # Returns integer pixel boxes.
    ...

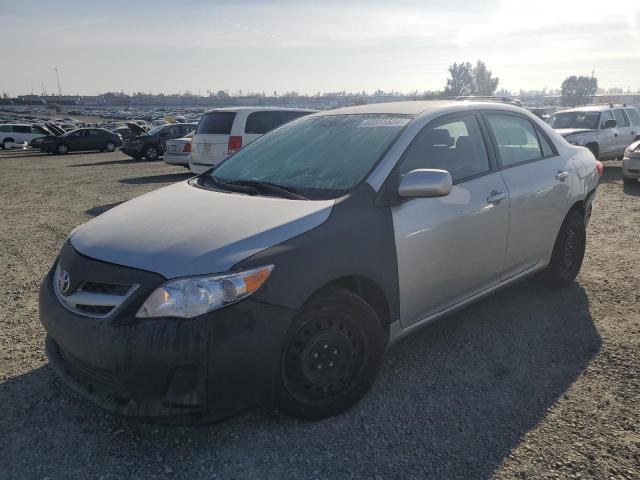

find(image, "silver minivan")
[40,100,599,422]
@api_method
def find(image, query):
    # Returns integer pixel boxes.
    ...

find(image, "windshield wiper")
[197,175,260,195]
[227,180,308,200]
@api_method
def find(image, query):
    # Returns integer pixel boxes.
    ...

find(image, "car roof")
[314,100,527,116]
[556,105,632,113]
[203,107,316,114]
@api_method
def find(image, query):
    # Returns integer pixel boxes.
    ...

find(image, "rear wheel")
[276,287,386,421]
[2,137,15,150]
[56,144,69,155]
[144,146,159,160]
[623,176,635,186]
[540,210,586,288]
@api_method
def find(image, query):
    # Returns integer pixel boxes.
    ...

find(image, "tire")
[585,143,599,160]
[105,142,116,152]
[56,144,69,155]
[623,176,635,186]
[2,137,15,150]
[144,146,159,160]
[276,286,386,421]
[540,210,586,288]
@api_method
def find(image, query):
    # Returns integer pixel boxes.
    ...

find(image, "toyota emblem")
[57,270,71,295]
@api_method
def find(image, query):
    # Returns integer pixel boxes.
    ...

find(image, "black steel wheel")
[277,287,386,420]
[541,210,586,288]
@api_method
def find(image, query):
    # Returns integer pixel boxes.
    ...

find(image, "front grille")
[61,348,130,399]
[75,304,114,316]
[53,264,138,319]
[81,281,132,296]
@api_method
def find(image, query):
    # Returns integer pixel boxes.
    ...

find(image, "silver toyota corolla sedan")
[40,100,600,423]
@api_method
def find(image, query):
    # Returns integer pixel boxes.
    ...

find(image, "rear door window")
[485,114,545,167]
[14,126,31,133]
[196,112,236,134]
[614,109,630,128]
[626,108,640,126]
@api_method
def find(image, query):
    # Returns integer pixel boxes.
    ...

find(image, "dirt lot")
[0,148,638,480]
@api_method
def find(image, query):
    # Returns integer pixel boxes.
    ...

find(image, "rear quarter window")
[196,112,236,135]
[626,108,640,126]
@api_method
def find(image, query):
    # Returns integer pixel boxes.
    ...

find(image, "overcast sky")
[2,0,639,96]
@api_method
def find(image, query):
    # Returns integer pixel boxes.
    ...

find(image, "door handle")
[486,191,507,204]
[555,170,569,180]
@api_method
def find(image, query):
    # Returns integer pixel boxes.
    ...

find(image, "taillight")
[183,142,191,153]
[228,136,242,154]
[596,160,604,177]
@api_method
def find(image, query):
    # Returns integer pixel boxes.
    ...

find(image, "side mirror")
[398,169,453,198]
[602,119,617,129]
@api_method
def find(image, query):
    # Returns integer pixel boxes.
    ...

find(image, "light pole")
[54,68,62,99]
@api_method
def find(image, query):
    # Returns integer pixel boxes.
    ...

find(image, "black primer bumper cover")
[39,246,296,423]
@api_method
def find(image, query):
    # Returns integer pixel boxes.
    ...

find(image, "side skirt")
[388,261,547,346]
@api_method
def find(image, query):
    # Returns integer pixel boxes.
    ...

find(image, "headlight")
[136,265,274,318]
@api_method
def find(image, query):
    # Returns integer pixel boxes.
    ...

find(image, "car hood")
[124,122,148,134]
[556,128,595,137]
[69,181,334,278]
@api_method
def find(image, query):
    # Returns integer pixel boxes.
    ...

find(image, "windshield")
[547,111,600,130]
[206,114,410,199]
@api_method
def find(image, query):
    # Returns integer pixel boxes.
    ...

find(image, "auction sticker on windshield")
[358,118,410,128]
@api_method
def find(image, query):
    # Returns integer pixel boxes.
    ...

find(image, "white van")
[189,107,315,173]
[0,124,51,149]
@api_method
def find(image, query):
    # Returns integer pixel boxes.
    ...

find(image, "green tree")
[561,75,598,107]
[444,60,499,96]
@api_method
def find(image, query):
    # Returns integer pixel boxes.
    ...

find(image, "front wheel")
[144,146,159,160]
[540,210,586,288]
[276,287,386,421]
[623,176,636,186]
[105,142,116,152]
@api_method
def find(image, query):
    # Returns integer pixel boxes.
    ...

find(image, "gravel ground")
[0,148,638,480]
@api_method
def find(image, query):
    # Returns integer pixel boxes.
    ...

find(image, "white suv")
[547,105,640,159]
[189,107,315,173]
[0,124,51,149]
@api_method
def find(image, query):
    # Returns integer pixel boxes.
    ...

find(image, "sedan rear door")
[482,112,571,279]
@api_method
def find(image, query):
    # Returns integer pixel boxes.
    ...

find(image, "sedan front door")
[391,113,510,327]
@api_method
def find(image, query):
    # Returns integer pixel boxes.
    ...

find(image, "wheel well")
[584,142,599,157]
[569,200,585,218]
[322,276,391,328]
[3,137,15,143]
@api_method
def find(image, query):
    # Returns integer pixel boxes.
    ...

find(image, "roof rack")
[455,96,523,107]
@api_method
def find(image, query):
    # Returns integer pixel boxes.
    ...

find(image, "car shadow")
[118,172,193,185]
[600,162,640,196]
[85,201,126,217]
[70,158,157,167]
[599,162,621,184]
[0,279,600,479]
